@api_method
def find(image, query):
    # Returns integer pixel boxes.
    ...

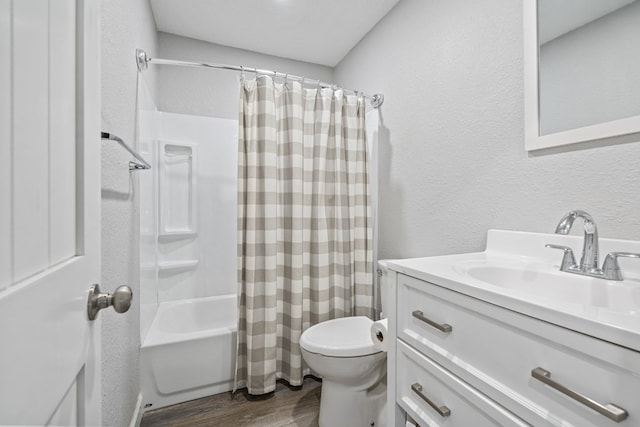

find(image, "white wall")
[539,1,640,134]
[100,0,158,425]
[335,0,640,260]
[156,32,335,119]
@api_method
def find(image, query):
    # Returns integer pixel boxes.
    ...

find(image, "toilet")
[300,261,390,427]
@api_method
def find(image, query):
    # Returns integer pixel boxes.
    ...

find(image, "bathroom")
[1,0,640,426]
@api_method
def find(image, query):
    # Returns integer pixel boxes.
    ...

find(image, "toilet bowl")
[300,316,386,427]
[300,260,391,427]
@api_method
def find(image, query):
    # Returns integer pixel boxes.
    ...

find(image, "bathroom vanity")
[386,230,640,426]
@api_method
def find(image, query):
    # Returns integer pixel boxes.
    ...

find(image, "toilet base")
[318,377,387,427]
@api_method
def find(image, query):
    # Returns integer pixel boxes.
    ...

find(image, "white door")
[0,0,101,425]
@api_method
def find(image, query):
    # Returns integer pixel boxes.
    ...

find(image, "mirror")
[524,0,640,151]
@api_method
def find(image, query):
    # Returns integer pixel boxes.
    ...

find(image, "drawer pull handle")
[411,383,451,418]
[412,310,452,333]
[531,367,628,422]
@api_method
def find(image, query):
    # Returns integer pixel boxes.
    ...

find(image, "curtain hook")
[301,76,306,87]
[240,65,244,78]
[284,73,288,85]
[316,79,321,90]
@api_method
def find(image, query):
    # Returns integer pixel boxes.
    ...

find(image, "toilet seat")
[300,316,381,357]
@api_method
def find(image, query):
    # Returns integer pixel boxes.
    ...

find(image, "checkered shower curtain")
[234,76,373,395]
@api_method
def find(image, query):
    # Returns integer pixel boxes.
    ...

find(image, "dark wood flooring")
[140,376,322,427]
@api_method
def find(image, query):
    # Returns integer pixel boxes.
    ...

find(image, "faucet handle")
[602,252,640,281]
[545,244,577,272]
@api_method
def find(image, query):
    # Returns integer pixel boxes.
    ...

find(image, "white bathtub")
[140,294,237,411]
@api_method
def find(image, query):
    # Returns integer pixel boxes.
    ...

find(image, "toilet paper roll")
[370,318,388,352]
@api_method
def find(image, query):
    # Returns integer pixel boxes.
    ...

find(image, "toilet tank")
[377,260,391,319]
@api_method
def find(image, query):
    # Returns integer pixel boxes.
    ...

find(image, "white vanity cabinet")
[389,272,640,427]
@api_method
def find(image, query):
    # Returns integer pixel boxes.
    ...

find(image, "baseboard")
[129,393,145,427]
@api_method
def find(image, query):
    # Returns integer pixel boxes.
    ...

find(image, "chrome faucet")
[554,210,599,273]
[546,210,640,280]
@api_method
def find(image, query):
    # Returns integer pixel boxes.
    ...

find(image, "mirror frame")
[524,0,640,151]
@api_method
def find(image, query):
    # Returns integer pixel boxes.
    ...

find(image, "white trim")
[79,0,102,424]
[129,393,145,427]
[523,0,540,151]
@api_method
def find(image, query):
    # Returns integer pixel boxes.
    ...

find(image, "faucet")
[547,210,640,280]
[554,210,599,273]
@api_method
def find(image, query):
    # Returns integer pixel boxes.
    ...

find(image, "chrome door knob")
[87,284,133,320]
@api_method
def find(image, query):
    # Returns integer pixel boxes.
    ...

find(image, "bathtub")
[140,294,237,411]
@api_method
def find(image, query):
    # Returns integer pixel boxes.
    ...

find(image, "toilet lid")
[300,316,381,357]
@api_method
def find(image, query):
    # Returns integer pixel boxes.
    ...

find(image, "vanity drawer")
[397,273,640,426]
[397,340,530,427]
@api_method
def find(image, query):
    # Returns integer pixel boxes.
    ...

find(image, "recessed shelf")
[158,260,199,274]
[158,231,197,242]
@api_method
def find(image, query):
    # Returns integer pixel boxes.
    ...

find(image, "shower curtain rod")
[135,49,384,108]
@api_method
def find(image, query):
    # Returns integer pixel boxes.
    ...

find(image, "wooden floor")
[140,377,322,427]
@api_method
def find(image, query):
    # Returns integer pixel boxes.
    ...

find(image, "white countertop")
[387,230,640,352]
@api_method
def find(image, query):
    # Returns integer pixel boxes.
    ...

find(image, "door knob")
[87,284,133,320]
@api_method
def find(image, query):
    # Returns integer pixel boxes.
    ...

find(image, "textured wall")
[335,0,640,260]
[100,0,158,425]
[156,32,334,119]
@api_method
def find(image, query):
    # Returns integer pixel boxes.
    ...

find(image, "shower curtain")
[235,76,373,395]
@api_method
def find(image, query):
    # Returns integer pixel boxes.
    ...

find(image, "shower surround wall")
[139,111,237,340]
[138,110,238,409]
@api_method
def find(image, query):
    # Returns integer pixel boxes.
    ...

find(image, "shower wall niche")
[157,140,199,301]
[159,142,196,237]
[139,110,238,342]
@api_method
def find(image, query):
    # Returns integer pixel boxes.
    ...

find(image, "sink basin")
[458,262,640,313]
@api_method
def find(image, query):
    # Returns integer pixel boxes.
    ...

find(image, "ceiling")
[538,0,636,44]
[149,0,400,67]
